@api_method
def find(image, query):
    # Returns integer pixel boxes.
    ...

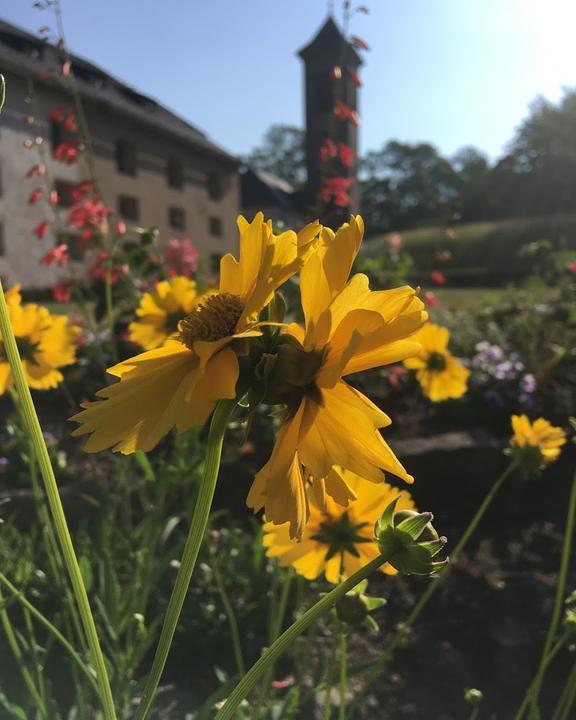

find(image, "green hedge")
[363,214,576,286]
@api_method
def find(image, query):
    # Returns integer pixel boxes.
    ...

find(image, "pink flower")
[48,190,59,205]
[567,260,576,274]
[320,177,353,207]
[388,365,407,389]
[29,189,42,204]
[52,281,72,302]
[430,270,447,286]
[61,61,71,77]
[80,228,94,246]
[164,238,199,277]
[338,143,354,168]
[89,252,128,284]
[68,181,93,204]
[423,291,439,308]
[26,163,46,179]
[68,198,111,233]
[62,113,77,132]
[319,138,338,163]
[115,219,127,235]
[330,66,342,80]
[33,221,49,239]
[40,244,68,268]
[333,100,359,127]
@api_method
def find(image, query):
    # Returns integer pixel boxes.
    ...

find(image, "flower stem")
[0,279,116,720]
[0,570,98,693]
[551,655,576,720]
[0,587,47,719]
[322,634,338,720]
[527,468,576,720]
[338,625,347,720]
[351,461,516,709]
[134,399,236,720]
[215,554,391,720]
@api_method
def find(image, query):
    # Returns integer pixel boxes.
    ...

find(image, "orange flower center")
[178,293,243,348]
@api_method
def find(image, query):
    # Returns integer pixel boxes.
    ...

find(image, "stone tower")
[298,17,362,216]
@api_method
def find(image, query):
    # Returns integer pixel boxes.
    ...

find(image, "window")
[168,206,186,230]
[207,172,223,200]
[116,139,137,176]
[0,223,4,257]
[118,195,139,222]
[54,180,75,208]
[50,120,63,150]
[67,236,85,262]
[209,217,222,237]
[166,157,184,190]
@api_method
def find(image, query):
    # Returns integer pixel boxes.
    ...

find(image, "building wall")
[0,71,239,290]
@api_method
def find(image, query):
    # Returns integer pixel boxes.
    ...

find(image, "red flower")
[164,238,199,277]
[320,177,353,207]
[68,181,93,204]
[89,252,128,284]
[48,190,59,205]
[33,221,49,239]
[319,138,338,163]
[333,100,359,127]
[115,219,127,235]
[351,71,362,87]
[68,198,111,233]
[80,228,94,246]
[567,260,576,274]
[62,113,77,132]
[48,107,65,123]
[26,163,46,179]
[351,35,370,51]
[423,291,439,308]
[40,244,68,268]
[330,65,342,80]
[29,189,42,204]
[430,270,447,286]
[338,143,354,168]
[52,281,72,303]
[53,141,79,164]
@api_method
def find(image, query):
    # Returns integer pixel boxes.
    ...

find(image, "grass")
[432,285,557,311]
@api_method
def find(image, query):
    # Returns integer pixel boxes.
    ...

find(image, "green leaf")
[396,511,433,541]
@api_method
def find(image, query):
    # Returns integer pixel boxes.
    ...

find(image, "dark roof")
[0,19,238,165]
[241,167,306,211]
[298,16,362,67]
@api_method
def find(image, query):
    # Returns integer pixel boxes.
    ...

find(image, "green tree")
[244,125,306,189]
[451,146,491,221]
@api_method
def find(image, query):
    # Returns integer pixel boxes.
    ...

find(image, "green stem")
[0,280,116,720]
[551,656,576,720]
[215,554,391,720]
[351,462,516,709]
[0,571,99,693]
[134,399,236,720]
[513,631,570,720]
[0,588,48,718]
[527,469,576,720]
[338,625,347,720]
[104,264,117,361]
[209,545,245,676]
[322,633,339,720]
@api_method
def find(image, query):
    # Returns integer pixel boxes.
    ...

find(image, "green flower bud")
[335,579,386,630]
[374,497,448,576]
[464,688,483,706]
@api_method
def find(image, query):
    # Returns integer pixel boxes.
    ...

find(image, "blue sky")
[3,0,576,161]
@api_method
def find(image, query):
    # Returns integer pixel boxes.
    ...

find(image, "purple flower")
[0,457,8,467]
[520,374,537,394]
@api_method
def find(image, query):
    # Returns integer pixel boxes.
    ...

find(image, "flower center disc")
[179,293,244,348]
[427,351,447,372]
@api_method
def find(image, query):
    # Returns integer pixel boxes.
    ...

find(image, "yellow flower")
[248,216,427,539]
[128,276,202,350]
[263,469,416,583]
[71,213,316,453]
[403,323,469,401]
[510,415,566,472]
[0,287,78,395]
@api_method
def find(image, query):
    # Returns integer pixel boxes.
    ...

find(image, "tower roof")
[298,16,362,66]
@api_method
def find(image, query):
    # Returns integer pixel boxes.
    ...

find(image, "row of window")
[49,122,224,196]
